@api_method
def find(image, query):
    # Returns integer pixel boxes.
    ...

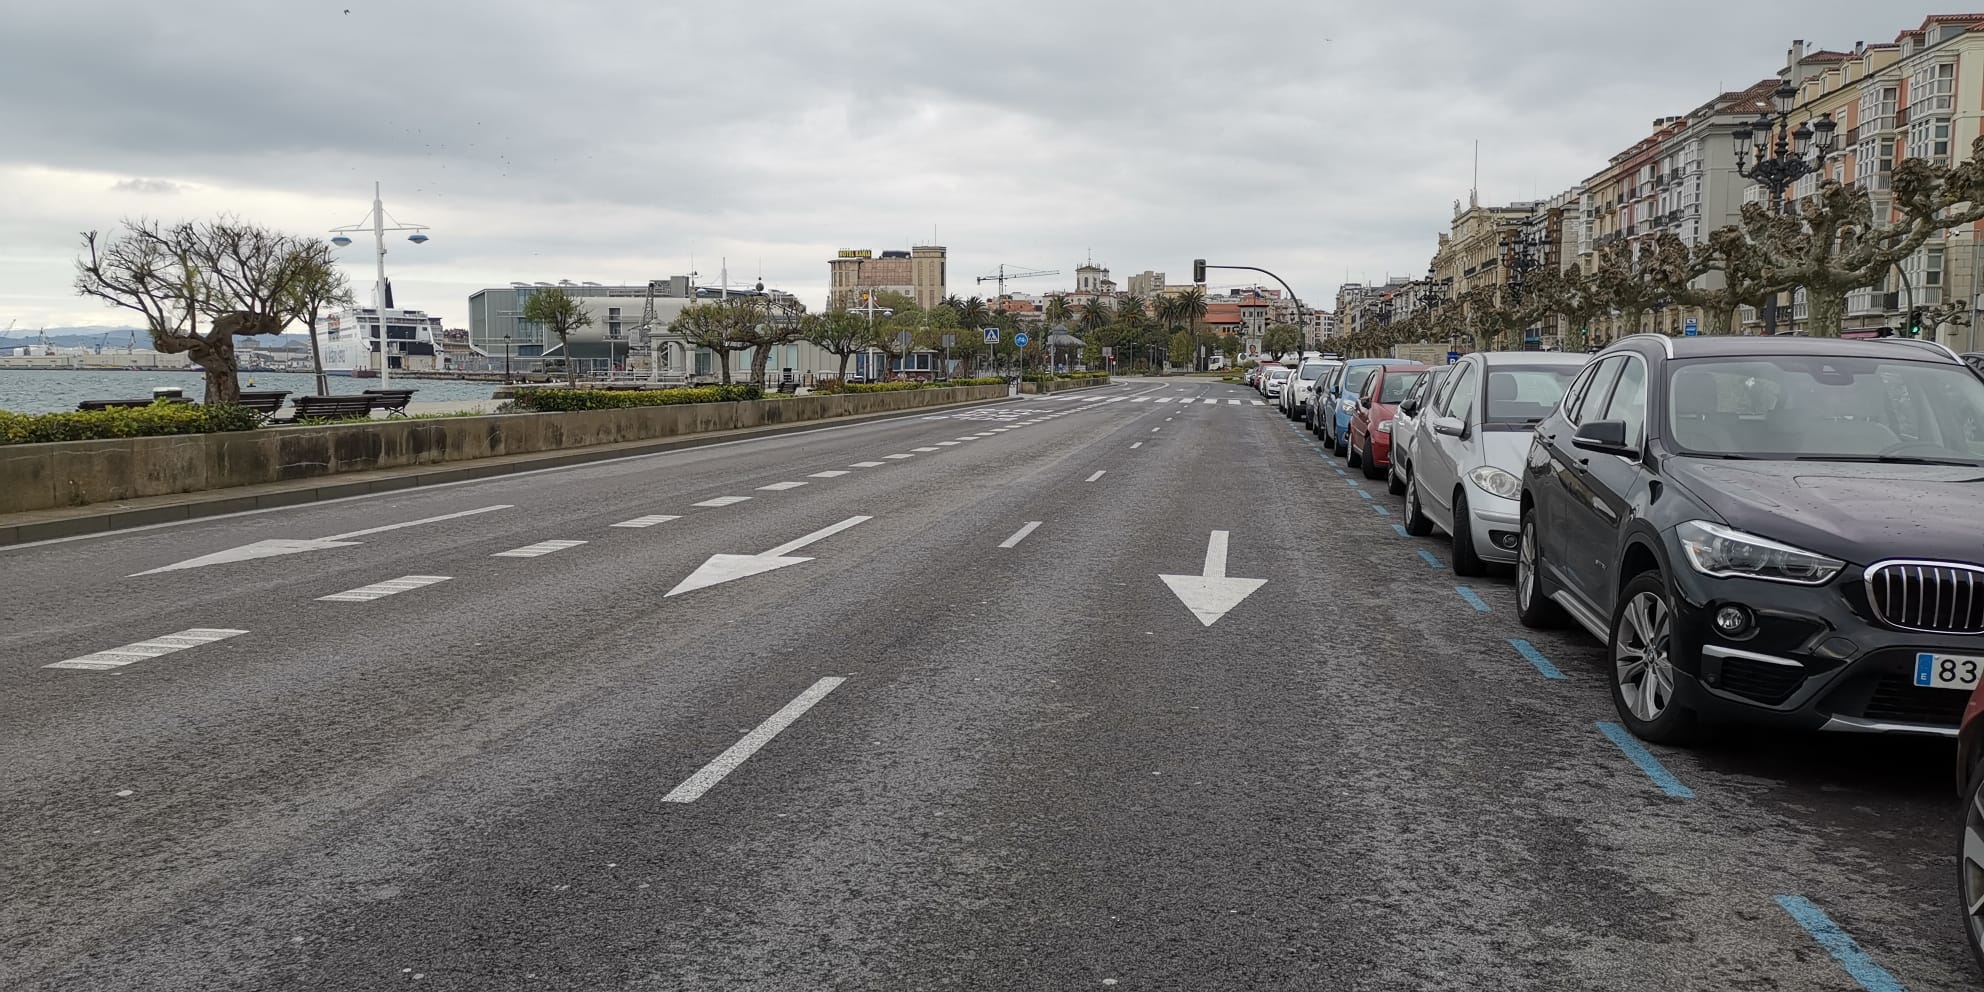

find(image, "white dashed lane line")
[850,461,887,468]
[612,514,681,528]
[757,481,808,491]
[44,628,247,672]
[317,575,451,603]
[692,496,754,508]
[999,521,1043,548]
[809,470,850,478]
[493,539,588,558]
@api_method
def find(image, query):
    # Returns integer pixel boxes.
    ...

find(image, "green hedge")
[513,385,763,411]
[1021,372,1109,383]
[829,377,1006,394]
[0,402,260,446]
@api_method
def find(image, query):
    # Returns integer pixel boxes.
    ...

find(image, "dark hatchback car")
[1516,334,1984,744]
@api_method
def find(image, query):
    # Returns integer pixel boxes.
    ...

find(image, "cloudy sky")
[0,0,1924,331]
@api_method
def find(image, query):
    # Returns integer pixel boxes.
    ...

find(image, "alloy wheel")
[1615,590,1675,721]
[1963,782,1984,962]
[1517,520,1537,609]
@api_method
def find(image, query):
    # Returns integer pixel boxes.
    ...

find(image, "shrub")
[946,376,1008,386]
[843,381,928,393]
[512,384,763,411]
[0,402,260,446]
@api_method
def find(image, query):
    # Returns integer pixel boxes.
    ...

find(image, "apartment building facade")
[827,246,948,311]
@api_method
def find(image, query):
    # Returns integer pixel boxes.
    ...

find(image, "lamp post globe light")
[1732,81,1837,335]
[328,182,431,389]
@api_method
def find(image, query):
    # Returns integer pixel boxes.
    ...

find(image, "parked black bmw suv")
[1516,333,1984,744]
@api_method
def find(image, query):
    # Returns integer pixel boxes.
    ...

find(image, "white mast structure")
[330,182,430,390]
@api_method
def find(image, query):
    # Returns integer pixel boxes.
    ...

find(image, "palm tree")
[956,296,989,330]
[1173,285,1209,369]
[1078,296,1111,335]
[1043,294,1071,325]
[940,294,964,314]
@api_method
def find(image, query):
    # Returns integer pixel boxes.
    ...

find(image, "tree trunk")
[1704,304,1737,336]
[836,350,851,380]
[561,333,578,387]
[1805,285,1847,338]
[193,338,240,404]
[305,307,329,395]
[749,346,772,387]
[717,352,733,384]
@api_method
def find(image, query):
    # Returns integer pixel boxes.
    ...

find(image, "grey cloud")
[110,178,184,195]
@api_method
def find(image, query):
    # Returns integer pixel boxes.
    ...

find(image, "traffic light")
[1193,259,1206,283]
[1907,308,1924,337]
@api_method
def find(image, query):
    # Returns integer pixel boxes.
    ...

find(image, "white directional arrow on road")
[130,505,513,576]
[666,515,872,597]
[1160,530,1267,627]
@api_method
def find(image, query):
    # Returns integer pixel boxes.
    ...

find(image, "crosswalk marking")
[318,575,451,603]
[757,481,808,491]
[612,514,682,528]
[1157,397,1175,403]
[1252,400,1265,406]
[493,539,587,558]
[1228,399,1241,405]
[692,496,754,507]
[1179,398,1195,404]
[809,470,850,478]
[45,628,248,672]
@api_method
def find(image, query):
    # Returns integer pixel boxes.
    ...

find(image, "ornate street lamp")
[1731,82,1837,333]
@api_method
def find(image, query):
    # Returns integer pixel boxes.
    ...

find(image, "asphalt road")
[1,377,1970,991]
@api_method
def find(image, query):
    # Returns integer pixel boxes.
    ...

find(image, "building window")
[1907,116,1951,162]
[1909,62,1956,113]
[1859,84,1898,131]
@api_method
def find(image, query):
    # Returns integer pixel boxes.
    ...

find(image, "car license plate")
[1914,652,1984,690]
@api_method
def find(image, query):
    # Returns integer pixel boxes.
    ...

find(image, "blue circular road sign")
[1014,332,1029,348]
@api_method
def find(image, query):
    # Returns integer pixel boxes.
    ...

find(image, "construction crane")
[975,264,1059,299]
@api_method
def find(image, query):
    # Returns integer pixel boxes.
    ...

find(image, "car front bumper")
[1662,563,1977,736]
[1463,488,1521,563]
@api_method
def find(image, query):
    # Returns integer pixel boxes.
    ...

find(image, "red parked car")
[1344,363,1427,479]
[1957,679,1984,969]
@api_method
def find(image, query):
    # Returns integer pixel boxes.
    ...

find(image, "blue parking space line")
[1594,721,1696,799]
[1372,505,1390,516]
[1416,549,1441,568]
[1454,586,1489,612]
[1357,490,1372,500]
[1346,478,1360,486]
[1774,896,1906,992]
[1392,524,1409,538]
[1508,639,1566,680]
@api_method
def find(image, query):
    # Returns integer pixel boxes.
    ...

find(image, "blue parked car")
[1322,358,1418,454]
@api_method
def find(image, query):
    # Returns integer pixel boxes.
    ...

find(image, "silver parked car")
[1387,364,1449,495]
[1401,351,1590,575]
[1283,359,1338,419]
[1262,366,1294,399]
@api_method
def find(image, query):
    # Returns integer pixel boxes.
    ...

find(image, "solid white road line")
[320,504,514,542]
[612,514,682,528]
[493,539,587,558]
[1131,442,1143,449]
[46,628,248,672]
[757,481,808,491]
[850,461,887,468]
[884,453,916,460]
[809,470,850,478]
[318,575,451,602]
[1085,471,1106,483]
[661,677,847,803]
[693,496,754,507]
[912,446,941,452]
[999,521,1043,548]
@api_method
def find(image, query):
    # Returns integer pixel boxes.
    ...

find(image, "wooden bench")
[361,388,418,417]
[234,390,290,421]
[286,394,378,421]
[77,397,192,411]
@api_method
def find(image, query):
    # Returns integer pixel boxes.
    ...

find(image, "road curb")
[0,393,1023,548]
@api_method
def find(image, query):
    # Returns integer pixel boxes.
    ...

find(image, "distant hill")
[2,329,313,351]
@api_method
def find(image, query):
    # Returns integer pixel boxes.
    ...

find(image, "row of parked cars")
[1255,339,1984,967]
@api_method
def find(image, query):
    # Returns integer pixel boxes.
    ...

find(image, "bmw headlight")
[1676,520,1842,585]
[1466,466,1521,500]
[1376,420,1394,434]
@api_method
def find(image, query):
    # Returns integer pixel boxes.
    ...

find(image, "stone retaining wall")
[0,384,1009,514]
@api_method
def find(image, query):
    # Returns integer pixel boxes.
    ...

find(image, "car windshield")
[1378,371,1424,403]
[1298,364,1328,381]
[1667,355,1984,463]
[1341,365,1379,395]
[1485,366,1579,423]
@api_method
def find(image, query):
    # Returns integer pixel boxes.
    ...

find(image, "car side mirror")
[1572,419,1637,457]
[1432,416,1465,437]
[1398,399,1420,416]
[1360,396,1373,409]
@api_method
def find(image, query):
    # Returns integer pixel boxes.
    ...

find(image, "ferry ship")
[311,304,445,375]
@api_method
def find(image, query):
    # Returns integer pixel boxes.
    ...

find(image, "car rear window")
[1266,368,1292,380]
[1379,371,1424,403]
[1299,364,1328,381]
[1341,365,1378,395]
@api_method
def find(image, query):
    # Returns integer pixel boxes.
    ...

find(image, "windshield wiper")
[1792,455,1984,467]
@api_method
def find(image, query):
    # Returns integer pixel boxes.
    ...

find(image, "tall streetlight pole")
[1733,82,1837,334]
[330,182,430,389]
